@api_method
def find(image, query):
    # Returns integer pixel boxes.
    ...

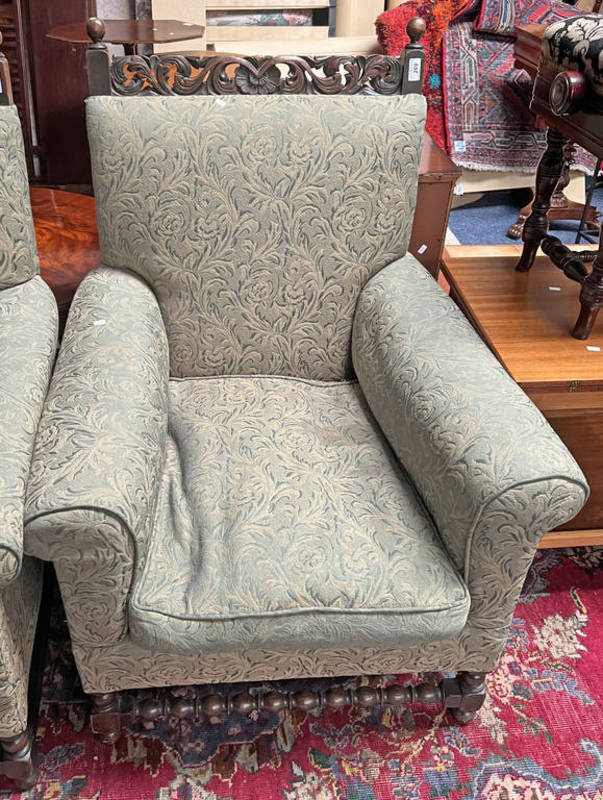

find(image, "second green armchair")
[0,104,58,789]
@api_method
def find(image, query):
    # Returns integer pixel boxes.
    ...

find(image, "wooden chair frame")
[84,15,426,98]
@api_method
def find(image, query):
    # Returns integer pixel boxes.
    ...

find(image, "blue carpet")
[449,183,603,246]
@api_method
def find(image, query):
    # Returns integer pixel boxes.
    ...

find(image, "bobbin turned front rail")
[90,672,487,743]
[84,16,426,98]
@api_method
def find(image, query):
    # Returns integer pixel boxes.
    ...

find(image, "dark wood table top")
[31,188,100,318]
[48,19,205,45]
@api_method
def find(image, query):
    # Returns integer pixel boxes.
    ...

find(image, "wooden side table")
[514,20,603,340]
[48,18,206,55]
[441,244,603,549]
[31,188,100,332]
[412,134,461,278]
[509,23,600,243]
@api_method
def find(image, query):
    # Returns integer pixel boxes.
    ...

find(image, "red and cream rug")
[2,547,602,799]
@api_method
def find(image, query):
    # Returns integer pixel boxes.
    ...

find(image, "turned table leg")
[516,128,570,273]
[574,233,603,339]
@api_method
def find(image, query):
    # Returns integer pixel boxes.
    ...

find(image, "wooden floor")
[441,245,603,550]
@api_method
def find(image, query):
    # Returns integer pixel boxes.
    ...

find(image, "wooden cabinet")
[413,135,460,278]
[335,0,384,36]
[0,0,34,173]
[0,0,93,185]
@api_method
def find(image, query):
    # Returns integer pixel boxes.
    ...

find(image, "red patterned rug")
[377,0,474,152]
[442,0,594,173]
[378,0,594,174]
[1,547,601,799]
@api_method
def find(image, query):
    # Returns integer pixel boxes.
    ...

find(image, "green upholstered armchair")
[0,105,58,788]
[23,92,588,741]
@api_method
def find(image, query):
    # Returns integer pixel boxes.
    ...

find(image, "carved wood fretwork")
[109,53,406,97]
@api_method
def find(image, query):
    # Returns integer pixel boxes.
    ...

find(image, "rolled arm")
[0,277,57,586]
[24,266,169,645]
[352,255,588,633]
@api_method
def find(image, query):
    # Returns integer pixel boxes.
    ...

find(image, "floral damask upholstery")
[543,13,603,97]
[0,106,58,738]
[23,95,587,698]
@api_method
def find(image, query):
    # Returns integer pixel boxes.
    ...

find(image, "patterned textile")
[0,106,39,289]
[0,556,42,738]
[543,14,603,97]
[86,94,425,380]
[474,0,516,35]
[0,105,58,742]
[443,0,594,172]
[0,278,58,585]
[25,267,170,647]
[376,0,474,151]
[13,547,603,799]
[206,11,312,26]
[130,375,470,655]
[352,254,587,576]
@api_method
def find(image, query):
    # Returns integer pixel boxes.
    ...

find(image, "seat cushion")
[129,377,470,655]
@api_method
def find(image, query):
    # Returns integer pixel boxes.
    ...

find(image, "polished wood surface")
[412,134,460,277]
[48,18,205,45]
[31,188,100,324]
[442,245,603,546]
[537,529,603,548]
[513,23,546,79]
[442,245,602,393]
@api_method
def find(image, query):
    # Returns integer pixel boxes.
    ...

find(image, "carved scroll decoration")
[109,54,405,97]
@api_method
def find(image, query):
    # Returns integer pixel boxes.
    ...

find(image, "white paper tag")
[454,140,467,153]
[417,244,428,255]
[93,319,106,327]
[407,57,422,82]
[586,346,601,352]
[454,182,465,196]
[548,286,561,292]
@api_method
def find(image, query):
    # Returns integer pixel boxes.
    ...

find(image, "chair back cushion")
[86,94,426,379]
[0,106,39,290]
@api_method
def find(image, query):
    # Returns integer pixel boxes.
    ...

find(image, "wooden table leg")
[574,231,603,339]
[516,128,570,273]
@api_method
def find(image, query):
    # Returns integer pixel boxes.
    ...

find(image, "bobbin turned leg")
[516,129,569,273]
[442,672,487,725]
[90,692,122,744]
[0,729,37,790]
[573,235,603,339]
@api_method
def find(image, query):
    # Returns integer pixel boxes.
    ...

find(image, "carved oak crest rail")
[85,15,427,98]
